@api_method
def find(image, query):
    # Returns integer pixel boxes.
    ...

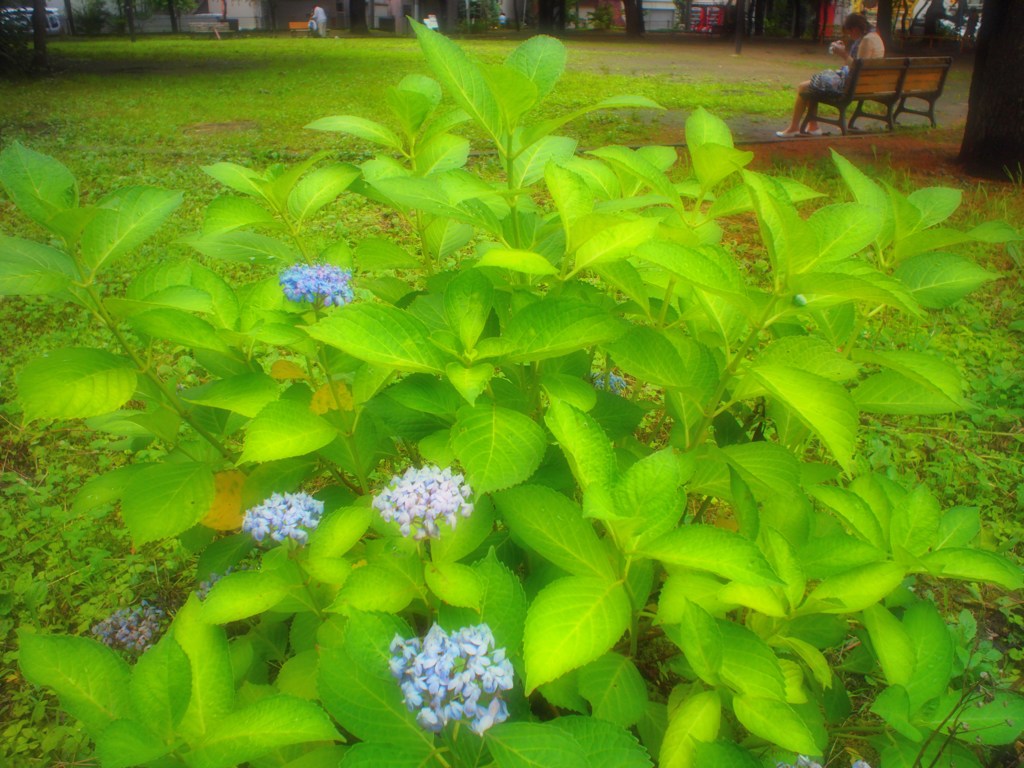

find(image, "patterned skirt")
[808,69,847,98]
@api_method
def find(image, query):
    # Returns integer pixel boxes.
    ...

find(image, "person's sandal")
[775,130,803,138]
[802,128,824,136]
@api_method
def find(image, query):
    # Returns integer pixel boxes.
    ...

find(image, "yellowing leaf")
[270,360,308,381]
[201,470,246,531]
[310,381,354,414]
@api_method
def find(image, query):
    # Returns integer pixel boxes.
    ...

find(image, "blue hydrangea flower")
[390,623,514,735]
[279,263,354,306]
[242,491,324,545]
[851,762,873,768]
[589,371,628,395]
[372,465,473,541]
[91,601,166,655]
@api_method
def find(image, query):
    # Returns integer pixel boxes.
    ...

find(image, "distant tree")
[875,0,893,46]
[623,0,644,35]
[350,0,368,31]
[31,0,47,68]
[959,0,1024,177]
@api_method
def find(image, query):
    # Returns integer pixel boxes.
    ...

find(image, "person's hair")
[842,13,870,34]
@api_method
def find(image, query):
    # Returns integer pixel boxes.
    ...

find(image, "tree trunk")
[876,0,893,47]
[959,0,1024,178]
[350,0,369,31]
[63,0,76,34]
[31,0,47,70]
[168,0,179,33]
[623,0,644,35]
[537,0,562,33]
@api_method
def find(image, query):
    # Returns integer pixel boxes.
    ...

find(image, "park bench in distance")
[289,20,311,34]
[186,19,233,36]
[801,56,953,136]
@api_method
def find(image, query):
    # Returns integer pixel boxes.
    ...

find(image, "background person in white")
[311,4,327,36]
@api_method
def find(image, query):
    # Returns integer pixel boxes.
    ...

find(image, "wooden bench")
[802,56,952,135]
[187,20,231,35]
[288,20,312,34]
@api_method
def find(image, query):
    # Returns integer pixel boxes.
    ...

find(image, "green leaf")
[547,162,596,240]
[333,561,420,614]
[743,172,815,284]
[861,604,914,687]
[17,631,131,734]
[889,484,940,560]
[659,689,721,768]
[572,217,659,275]
[907,186,961,229]
[129,307,230,352]
[0,141,78,229]
[202,194,279,235]
[307,303,448,374]
[732,696,821,755]
[309,506,374,560]
[80,187,182,272]
[288,164,360,222]
[954,691,1024,745]
[853,349,966,409]
[444,267,493,351]
[894,252,997,309]
[854,371,965,415]
[589,145,678,203]
[413,20,502,143]
[319,644,432,748]
[494,485,616,580]
[424,561,484,609]
[171,598,234,742]
[451,404,547,494]
[181,373,280,418]
[441,548,528,654]
[506,35,566,101]
[188,695,339,768]
[550,716,654,768]
[605,326,689,389]
[121,462,216,545]
[94,720,171,768]
[189,230,297,265]
[830,150,894,248]
[801,562,905,614]
[355,237,419,270]
[638,525,780,586]
[487,721,589,768]
[936,506,980,549]
[524,576,630,693]
[807,203,880,269]
[0,236,77,296]
[920,548,1023,590]
[544,399,617,492]
[751,364,857,472]
[130,634,192,740]
[17,348,136,422]
[718,621,786,700]
[902,601,954,711]
[202,162,268,199]
[514,135,578,188]
[476,247,558,275]
[414,132,470,176]
[198,570,290,624]
[578,653,648,729]
[612,448,686,547]
[671,599,722,685]
[807,485,885,549]
[340,743,435,768]
[505,297,624,363]
[240,400,337,464]
[305,115,404,150]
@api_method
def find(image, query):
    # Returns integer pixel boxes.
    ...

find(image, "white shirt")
[312,6,327,23]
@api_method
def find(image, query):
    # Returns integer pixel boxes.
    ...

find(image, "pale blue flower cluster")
[389,623,514,735]
[590,371,628,394]
[242,492,324,545]
[372,465,474,540]
[279,263,354,306]
[777,758,871,768]
[91,601,165,654]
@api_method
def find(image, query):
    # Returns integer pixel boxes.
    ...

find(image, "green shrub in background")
[3,22,1023,768]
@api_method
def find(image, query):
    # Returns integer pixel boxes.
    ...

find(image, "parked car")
[0,6,64,34]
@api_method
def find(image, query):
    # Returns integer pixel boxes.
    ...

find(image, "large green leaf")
[830,150,894,248]
[443,268,493,352]
[240,400,337,463]
[506,35,566,101]
[18,348,137,422]
[853,349,966,409]
[180,373,280,418]
[450,404,547,494]
[743,172,815,285]
[189,230,297,265]
[732,696,821,754]
[130,634,192,741]
[889,484,940,560]
[670,599,722,685]
[440,548,528,654]
[577,653,648,729]
[187,696,339,768]
[121,462,216,545]
[550,716,654,768]
[920,548,1023,590]
[0,141,78,230]
[514,135,578,188]
[307,303,447,373]
[637,525,780,586]
[198,570,290,624]
[588,145,678,203]
[854,371,965,415]
[717,621,786,701]
[801,562,905,614]
[488,722,589,768]
[659,689,721,768]
[304,116,403,150]
[18,632,131,735]
[751,364,857,472]
[424,561,484,609]
[806,203,880,270]
[907,186,962,229]
[129,308,230,352]
[0,236,78,296]
[504,297,624,363]
[902,601,954,711]
[94,720,172,768]
[523,576,631,693]
[861,604,914,687]
[894,252,997,309]
[494,485,616,580]
[171,598,234,742]
[571,217,659,275]
[546,162,596,238]
[339,743,436,768]
[413,20,502,143]
[288,164,360,222]
[80,187,182,272]
[544,399,617,492]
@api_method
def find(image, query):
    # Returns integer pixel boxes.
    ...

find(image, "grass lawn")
[1,33,1021,766]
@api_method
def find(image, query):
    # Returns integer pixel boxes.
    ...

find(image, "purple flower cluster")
[590,371,628,395]
[242,491,324,545]
[279,263,354,306]
[91,601,165,655]
[372,465,474,540]
[390,623,514,735]
[777,759,871,768]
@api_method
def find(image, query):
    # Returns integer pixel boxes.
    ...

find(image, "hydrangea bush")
[4,22,1024,768]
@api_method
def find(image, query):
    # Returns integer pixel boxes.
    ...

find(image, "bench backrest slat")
[843,56,951,102]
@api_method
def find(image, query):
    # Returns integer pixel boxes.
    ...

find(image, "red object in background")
[690,3,726,33]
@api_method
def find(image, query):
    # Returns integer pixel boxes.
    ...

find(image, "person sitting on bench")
[775,13,885,138]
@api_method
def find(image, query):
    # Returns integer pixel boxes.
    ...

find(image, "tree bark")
[623,0,644,35]
[31,0,47,70]
[350,0,369,31]
[875,0,893,48]
[168,0,179,33]
[959,0,1024,178]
